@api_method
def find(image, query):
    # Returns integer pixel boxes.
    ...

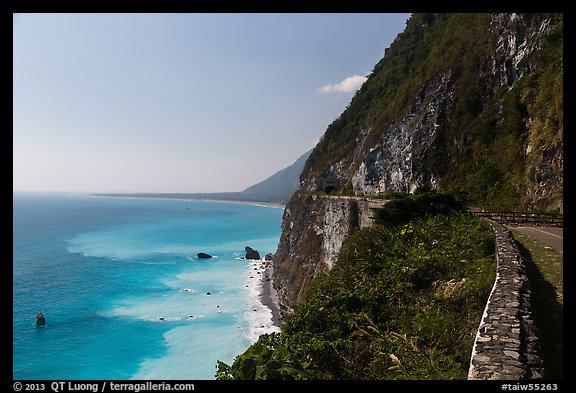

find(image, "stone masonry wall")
[467,220,544,380]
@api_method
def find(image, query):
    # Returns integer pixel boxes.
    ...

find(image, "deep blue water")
[13,193,283,379]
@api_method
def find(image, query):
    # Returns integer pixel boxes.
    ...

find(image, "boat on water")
[35,312,46,327]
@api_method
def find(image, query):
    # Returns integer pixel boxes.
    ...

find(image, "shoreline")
[244,259,282,342]
[99,193,285,328]
[259,263,282,328]
[95,193,285,338]
[93,194,286,209]
[198,198,286,210]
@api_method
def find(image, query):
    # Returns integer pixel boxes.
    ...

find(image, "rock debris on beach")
[245,257,281,330]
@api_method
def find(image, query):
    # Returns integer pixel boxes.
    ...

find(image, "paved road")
[511,226,563,253]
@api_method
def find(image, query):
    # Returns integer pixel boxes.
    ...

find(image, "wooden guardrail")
[469,210,563,226]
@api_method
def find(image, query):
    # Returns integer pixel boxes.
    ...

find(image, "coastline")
[98,193,285,329]
[97,194,285,328]
[96,193,285,344]
[259,263,282,327]
[92,194,286,209]
[197,198,285,210]
[244,259,282,342]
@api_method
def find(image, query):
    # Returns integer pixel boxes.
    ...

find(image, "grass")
[509,228,563,379]
[509,229,563,303]
[217,212,496,380]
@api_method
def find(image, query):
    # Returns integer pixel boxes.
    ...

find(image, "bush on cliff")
[374,186,466,226]
[216,208,495,380]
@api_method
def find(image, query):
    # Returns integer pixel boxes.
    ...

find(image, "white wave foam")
[243,259,281,343]
[117,258,254,379]
[131,323,250,380]
[153,316,182,322]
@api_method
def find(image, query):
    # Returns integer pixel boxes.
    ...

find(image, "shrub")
[373,188,466,226]
[216,211,495,379]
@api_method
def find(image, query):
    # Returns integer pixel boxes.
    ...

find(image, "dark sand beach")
[259,264,282,327]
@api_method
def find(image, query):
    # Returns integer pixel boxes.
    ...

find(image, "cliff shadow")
[514,239,563,379]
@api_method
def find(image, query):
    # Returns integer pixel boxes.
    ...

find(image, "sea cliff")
[272,13,563,315]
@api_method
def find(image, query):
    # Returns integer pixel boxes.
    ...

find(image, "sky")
[13,13,411,193]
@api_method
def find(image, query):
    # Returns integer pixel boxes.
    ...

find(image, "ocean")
[12,192,283,380]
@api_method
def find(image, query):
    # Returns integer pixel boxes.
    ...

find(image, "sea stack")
[244,246,261,260]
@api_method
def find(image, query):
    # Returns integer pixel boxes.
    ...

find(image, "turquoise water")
[13,193,283,379]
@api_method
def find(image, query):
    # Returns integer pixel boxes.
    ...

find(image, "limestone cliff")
[272,194,387,315]
[272,13,563,315]
[301,13,562,209]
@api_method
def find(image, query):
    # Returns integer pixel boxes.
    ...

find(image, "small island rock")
[244,246,261,260]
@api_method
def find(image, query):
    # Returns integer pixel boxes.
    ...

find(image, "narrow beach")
[245,258,282,342]
[259,263,282,327]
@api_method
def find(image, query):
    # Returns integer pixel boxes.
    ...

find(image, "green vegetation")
[510,229,563,379]
[510,229,562,300]
[302,13,562,211]
[373,185,466,226]
[215,13,563,380]
[447,16,563,211]
[216,191,496,380]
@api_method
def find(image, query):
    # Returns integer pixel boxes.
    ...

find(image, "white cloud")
[318,74,367,94]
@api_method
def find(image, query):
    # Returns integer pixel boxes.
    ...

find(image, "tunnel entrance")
[322,178,339,194]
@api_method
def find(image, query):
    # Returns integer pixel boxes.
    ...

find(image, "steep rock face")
[351,71,453,195]
[272,194,385,316]
[303,14,560,201]
[273,194,353,316]
[489,13,563,211]
[525,145,563,211]
[273,13,563,314]
[489,13,554,87]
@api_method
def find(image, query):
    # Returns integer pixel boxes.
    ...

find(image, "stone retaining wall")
[467,220,544,380]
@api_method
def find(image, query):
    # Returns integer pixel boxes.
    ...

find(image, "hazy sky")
[13,13,411,193]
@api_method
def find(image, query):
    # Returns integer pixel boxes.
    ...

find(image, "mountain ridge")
[95,149,312,205]
[273,12,563,316]
[299,13,562,212]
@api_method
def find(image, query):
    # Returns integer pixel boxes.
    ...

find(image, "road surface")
[510,226,563,253]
